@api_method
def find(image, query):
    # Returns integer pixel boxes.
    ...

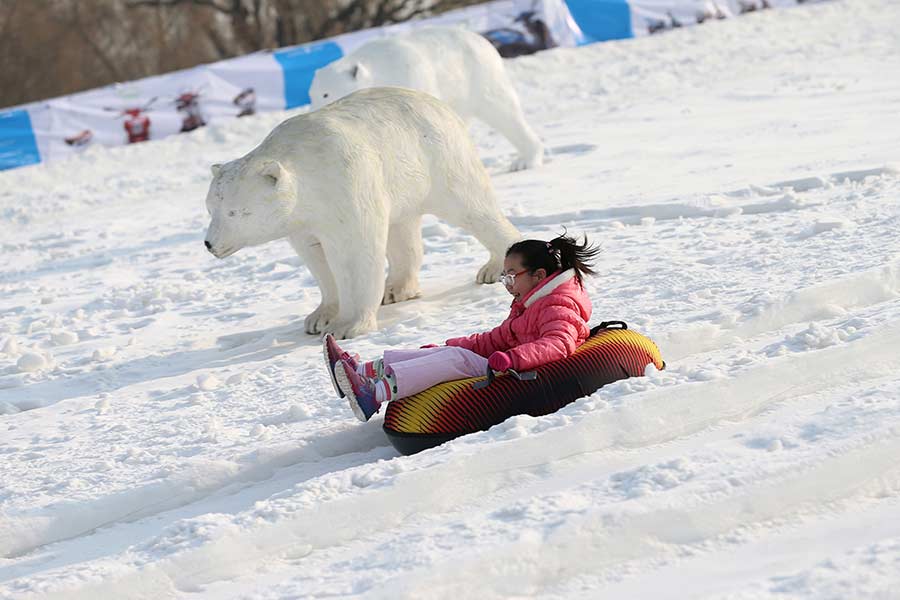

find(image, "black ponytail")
[506,231,601,284]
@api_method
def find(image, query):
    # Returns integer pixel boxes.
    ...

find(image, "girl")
[324,233,600,422]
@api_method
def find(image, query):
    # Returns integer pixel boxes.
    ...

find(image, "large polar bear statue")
[308,27,544,172]
[204,87,521,339]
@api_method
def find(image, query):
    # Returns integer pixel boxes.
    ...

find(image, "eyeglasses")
[500,268,530,287]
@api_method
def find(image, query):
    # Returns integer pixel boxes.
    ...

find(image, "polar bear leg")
[289,234,339,334]
[320,229,387,339]
[470,215,521,284]
[436,197,521,285]
[477,87,543,171]
[383,217,423,305]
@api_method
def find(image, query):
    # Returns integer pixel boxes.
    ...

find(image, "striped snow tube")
[382,322,665,455]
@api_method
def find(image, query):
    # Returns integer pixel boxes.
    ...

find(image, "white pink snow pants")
[382,346,489,399]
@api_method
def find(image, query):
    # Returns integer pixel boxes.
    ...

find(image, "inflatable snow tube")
[383,321,665,455]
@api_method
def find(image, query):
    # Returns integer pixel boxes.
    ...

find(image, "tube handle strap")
[472,366,538,390]
[590,320,628,335]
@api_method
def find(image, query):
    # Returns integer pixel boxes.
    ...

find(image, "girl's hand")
[488,351,512,372]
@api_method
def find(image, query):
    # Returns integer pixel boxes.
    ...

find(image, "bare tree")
[309,0,480,40]
[1,0,75,107]
[127,0,278,54]
[60,2,125,81]
[126,0,487,51]
[0,0,487,109]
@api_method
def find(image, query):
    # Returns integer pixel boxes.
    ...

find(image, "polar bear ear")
[259,160,283,186]
[349,63,368,81]
[211,163,222,177]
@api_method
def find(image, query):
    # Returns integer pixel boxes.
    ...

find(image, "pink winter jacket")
[445,269,592,371]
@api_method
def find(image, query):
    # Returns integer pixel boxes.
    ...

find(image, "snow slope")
[2,0,900,597]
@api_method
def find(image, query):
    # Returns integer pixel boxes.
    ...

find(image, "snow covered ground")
[2,0,900,597]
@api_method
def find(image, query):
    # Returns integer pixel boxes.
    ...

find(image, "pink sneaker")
[333,358,382,422]
[322,334,359,398]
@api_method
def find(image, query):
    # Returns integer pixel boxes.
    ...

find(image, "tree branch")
[127,0,233,15]
[203,22,233,58]
[67,3,124,81]
[0,0,20,41]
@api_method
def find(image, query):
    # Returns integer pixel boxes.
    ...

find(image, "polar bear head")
[308,62,373,110]
[204,158,297,258]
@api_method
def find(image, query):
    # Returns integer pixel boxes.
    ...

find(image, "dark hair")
[506,232,601,284]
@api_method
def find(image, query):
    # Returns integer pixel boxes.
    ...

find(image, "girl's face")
[502,253,546,301]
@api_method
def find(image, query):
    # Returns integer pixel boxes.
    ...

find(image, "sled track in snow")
[15,320,900,598]
[660,257,900,361]
[0,423,394,562]
[375,437,900,598]
[508,165,898,228]
[5,238,900,587]
[5,169,898,588]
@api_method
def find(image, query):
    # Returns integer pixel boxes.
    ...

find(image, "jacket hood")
[521,269,573,307]
[515,269,591,320]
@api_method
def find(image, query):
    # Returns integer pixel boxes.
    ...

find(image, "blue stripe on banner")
[0,109,41,171]
[274,41,344,109]
[565,0,634,43]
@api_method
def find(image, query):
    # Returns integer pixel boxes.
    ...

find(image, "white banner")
[33,54,286,165]
[628,0,817,36]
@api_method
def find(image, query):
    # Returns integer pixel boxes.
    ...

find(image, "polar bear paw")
[510,150,544,172]
[326,315,378,340]
[305,304,339,335]
[382,282,421,305]
[476,259,503,284]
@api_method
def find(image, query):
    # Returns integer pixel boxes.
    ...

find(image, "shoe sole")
[333,363,369,422]
[322,336,345,398]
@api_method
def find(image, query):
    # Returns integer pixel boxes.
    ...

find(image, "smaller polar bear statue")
[309,27,544,172]
[204,87,521,339]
